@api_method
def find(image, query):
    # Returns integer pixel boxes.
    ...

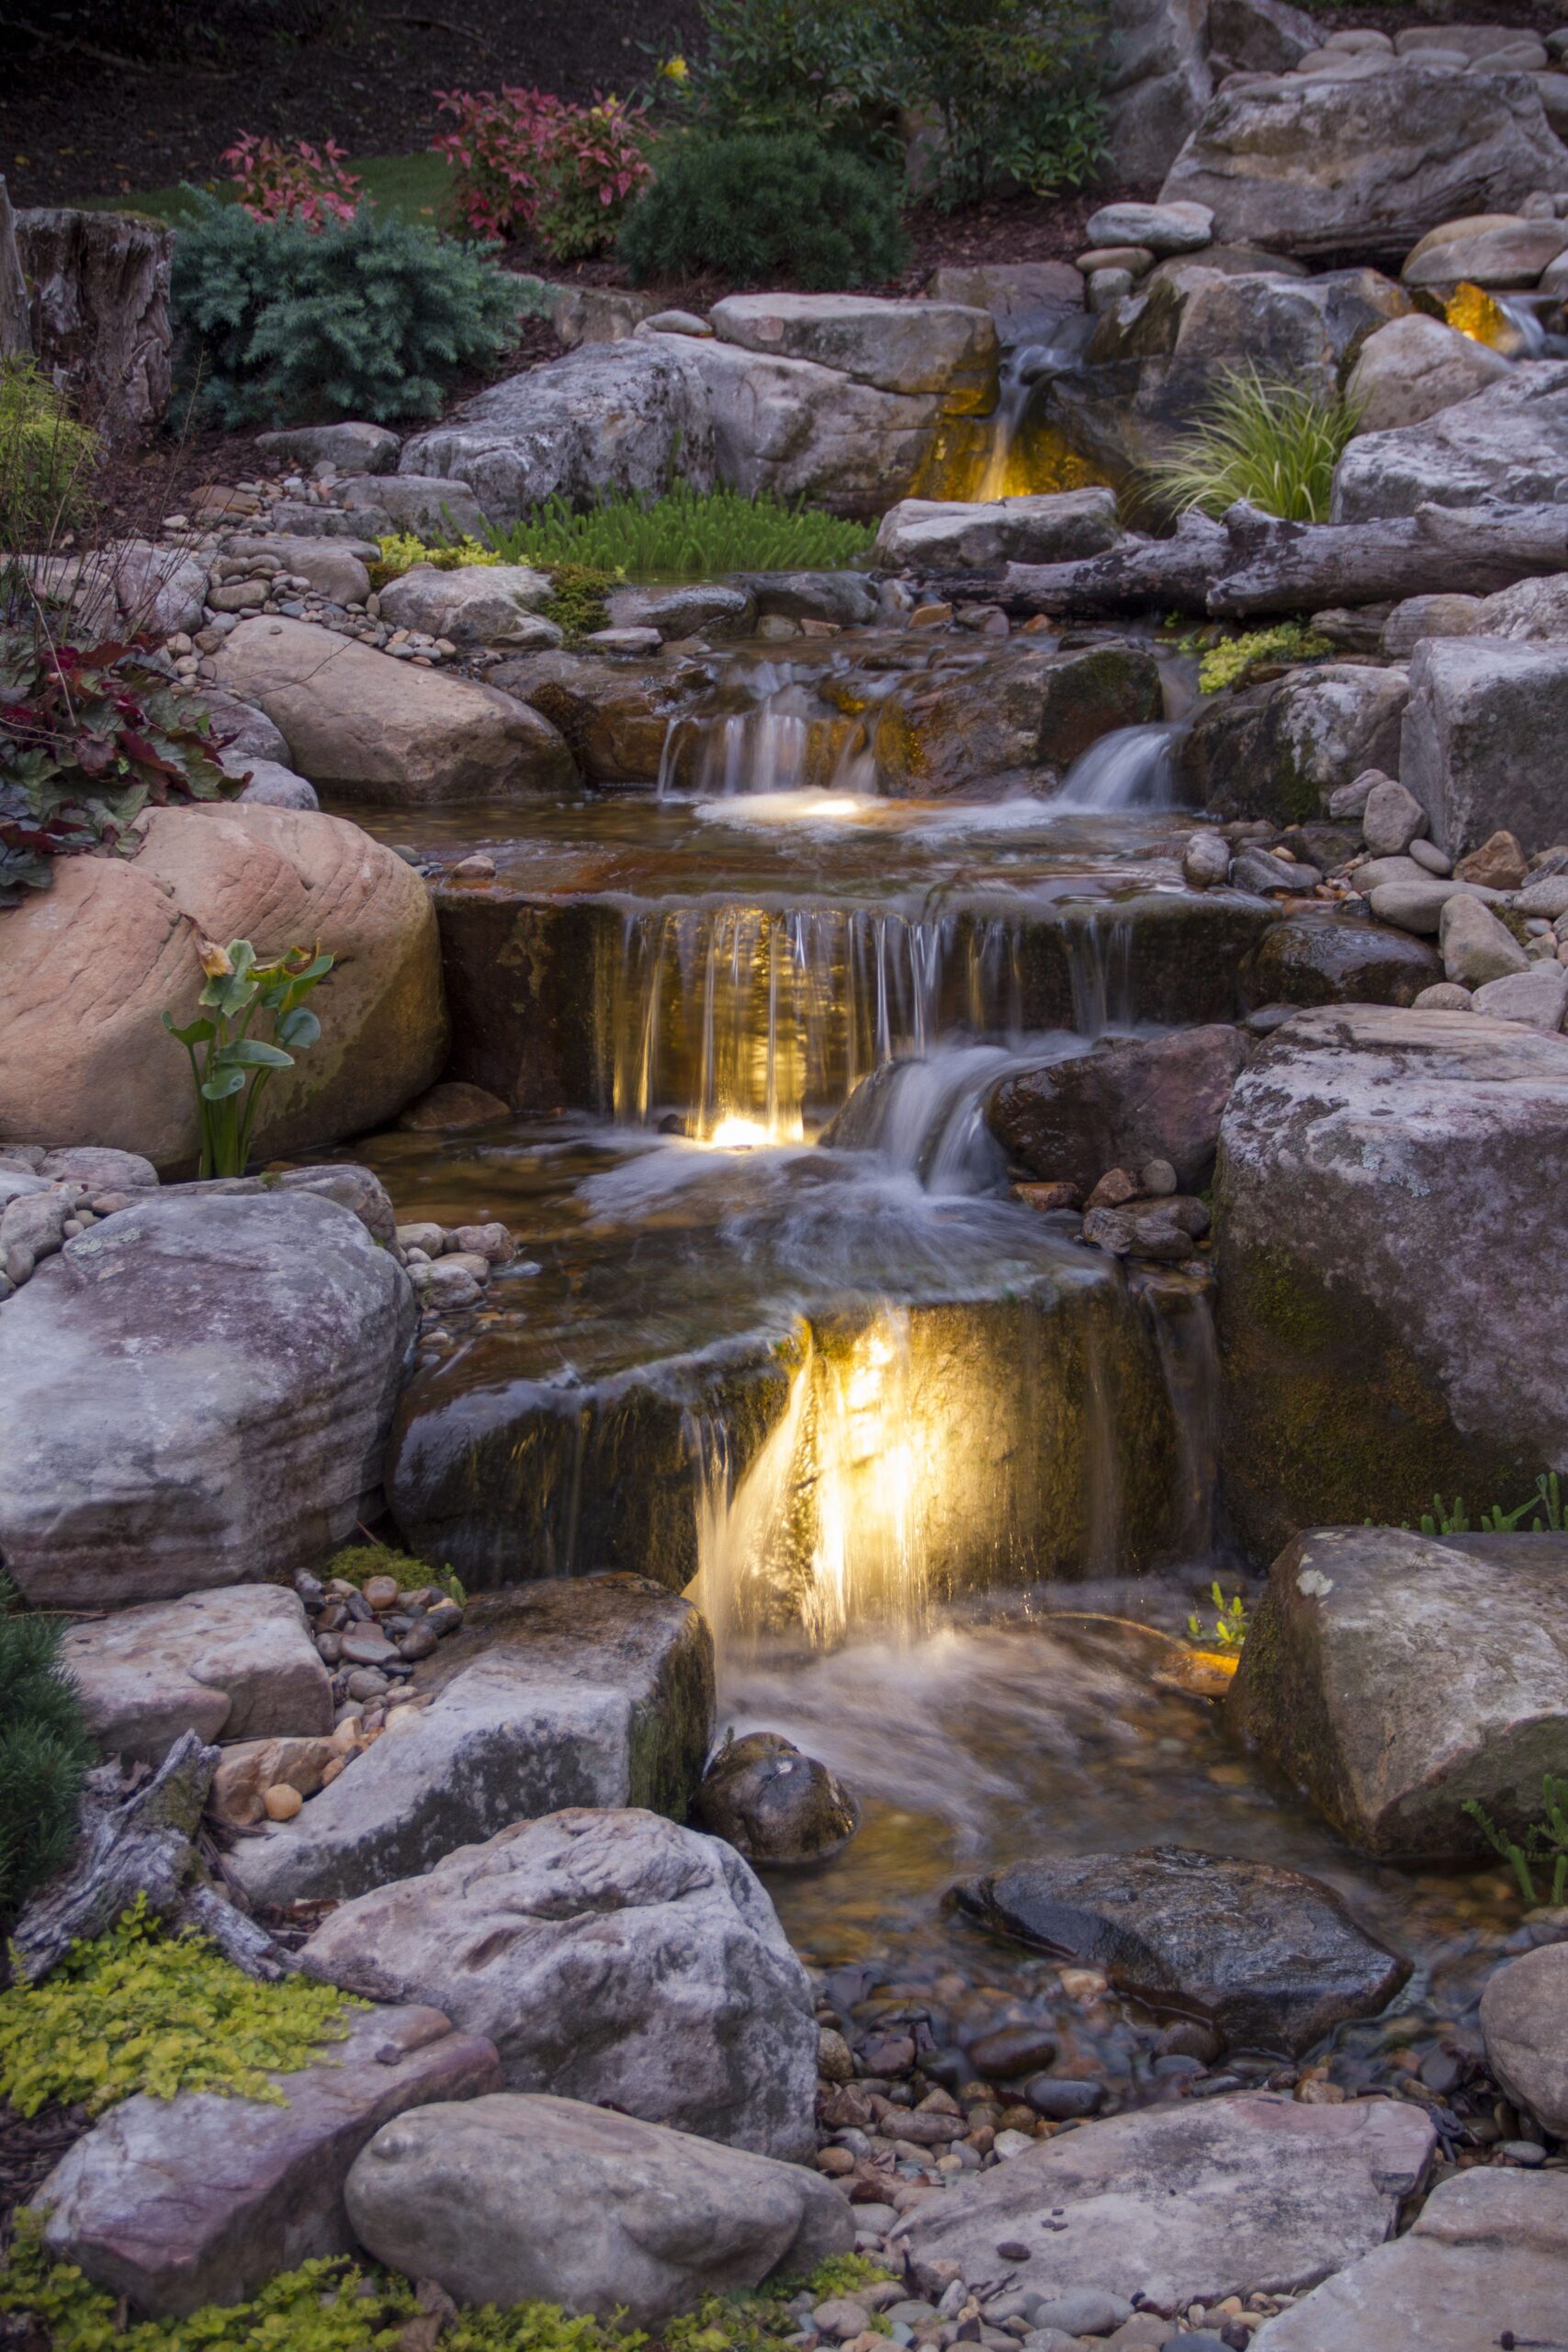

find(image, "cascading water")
[1053,721,1183,815]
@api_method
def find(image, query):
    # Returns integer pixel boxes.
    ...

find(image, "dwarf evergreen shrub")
[618,132,907,290]
[0,1574,93,1923]
[170,196,535,428]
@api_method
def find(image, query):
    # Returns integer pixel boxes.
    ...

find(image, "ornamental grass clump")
[1150,366,1362,526]
[0,1575,93,1926]
[0,1897,362,2120]
[486,484,876,581]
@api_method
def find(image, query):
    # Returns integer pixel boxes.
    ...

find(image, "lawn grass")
[72,149,457,231]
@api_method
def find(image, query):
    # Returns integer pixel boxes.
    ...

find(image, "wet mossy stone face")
[1243,916,1442,1010]
[1179,665,1407,829]
[693,1732,859,1867]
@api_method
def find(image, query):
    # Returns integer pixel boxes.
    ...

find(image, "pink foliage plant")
[222,132,362,230]
[433,86,653,259]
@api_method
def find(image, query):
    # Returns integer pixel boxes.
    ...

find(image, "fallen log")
[1003,511,1229,616]
[1210,500,1568,616]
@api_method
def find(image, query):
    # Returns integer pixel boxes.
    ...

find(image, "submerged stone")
[692,1732,859,1866]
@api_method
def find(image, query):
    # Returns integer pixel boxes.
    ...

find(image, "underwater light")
[704,1115,778,1148]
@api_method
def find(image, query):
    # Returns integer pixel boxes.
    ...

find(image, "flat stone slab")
[897,2091,1434,2309]
[62,1586,333,1763]
[37,2004,501,2316]
[226,1575,714,1906]
[345,2092,854,2330]
[1250,2167,1568,2350]
[1225,1527,1568,1859]
[874,489,1120,570]
[1480,1939,1568,2136]
[953,1846,1409,2056]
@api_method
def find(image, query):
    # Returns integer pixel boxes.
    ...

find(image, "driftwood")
[11,1731,289,1984]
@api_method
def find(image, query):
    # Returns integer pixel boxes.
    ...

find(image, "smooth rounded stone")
[692,1732,859,1867]
[1088,267,1136,310]
[1346,315,1510,435]
[1022,2075,1105,2121]
[1472,961,1568,1028]
[1481,1940,1568,2133]
[1404,216,1568,288]
[1368,876,1468,933]
[1380,593,1483,659]
[639,308,712,336]
[1521,871,1568,916]
[1454,827,1529,888]
[605,582,755,641]
[255,420,400,474]
[344,2092,853,2329]
[954,1847,1407,2055]
[1360,775,1428,856]
[730,570,881,628]
[1247,2168,1568,2351]
[39,1145,157,1191]
[232,754,320,809]
[301,1805,818,2157]
[397,1080,511,1133]
[450,1219,515,1264]
[60,1586,332,1762]
[873,488,1121,571]
[1076,244,1155,277]
[1082,199,1213,254]
[987,1026,1247,1194]
[1182,830,1233,888]
[1439,890,1529,983]
[1231,845,1320,895]
[211,1733,337,1826]
[899,2092,1434,2309]
[1408,837,1452,874]
[409,1260,483,1309]
[1244,915,1441,1008]
[964,2025,1059,2080]
[37,2005,501,2318]
[377,562,558,652]
[1326,767,1387,821]
[1413,981,1472,1009]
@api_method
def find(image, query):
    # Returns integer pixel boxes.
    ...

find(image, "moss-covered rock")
[1179,663,1408,827]
[1242,915,1442,1010]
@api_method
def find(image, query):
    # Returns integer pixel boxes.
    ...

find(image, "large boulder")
[899,2091,1434,2307]
[212,616,574,800]
[226,1576,714,1906]
[1401,634,1568,857]
[1226,1526,1568,1860]
[987,1025,1248,1191]
[1214,1007,1568,1554]
[1345,314,1512,435]
[345,2093,854,2330]
[923,261,1085,348]
[0,803,447,1170]
[874,488,1120,569]
[1480,1940,1568,2136]
[0,1191,416,1610]
[300,1806,818,2157]
[1249,2169,1568,2352]
[1243,915,1441,1007]
[62,1585,333,1762]
[37,2004,501,2317]
[376,561,558,650]
[1159,71,1568,260]
[1179,663,1409,824]
[1104,0,1214,183]
[1332,363,1568,523]
[400,338,717,522]
[871,642,1163,794]
[953,1847,1407,2055]
[709,293,998,409]
[15,205,172,445]
[490,647,716,785]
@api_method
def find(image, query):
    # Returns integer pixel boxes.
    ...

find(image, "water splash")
[1054,722,1183,815]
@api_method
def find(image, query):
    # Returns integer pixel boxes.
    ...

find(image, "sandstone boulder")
[1214,1008,1568,1552]
[1403,634,1568,856]
[1480,1940,1568,2135]
[219,532,375,606]
[0,802,446,1169]
[62,1586,333,1761]
[987,1026,1247,1191]
[345,2093,853,2329]
[226,1576,714,1906]
[874,488,1121,570]
[212,616,574,799]
[1346,314,1512,435]
[1332,364,1568,523]
[37,2004,500,2316]
[923,262,1085,347]
[0,1191,415,1609]
[301,1805,818,2156]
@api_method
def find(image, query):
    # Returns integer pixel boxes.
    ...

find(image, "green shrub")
[664,0,908,163]
[368,529,500,589]
[1196,622,1331,695]
[618,132,907,290]
[170,195,534,427]
[0,1898,362,2119]
[1151,366,1362,526]
[541,561,623,642]
[0,1575,93,1925]
[888,0,1107,205]
[487,484,876,580]
[0,358,98,551]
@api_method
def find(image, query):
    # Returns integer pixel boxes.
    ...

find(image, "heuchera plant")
[433,86,652,258]
[222,130,362,228]
[0,638,238,908]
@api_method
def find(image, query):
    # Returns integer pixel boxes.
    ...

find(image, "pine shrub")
[170,196,535,428]
[618,132,907,290]
[0,1574,93,1923]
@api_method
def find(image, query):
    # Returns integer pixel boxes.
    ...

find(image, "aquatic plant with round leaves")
[163,935,335,1179]
[1150,366,1363,526]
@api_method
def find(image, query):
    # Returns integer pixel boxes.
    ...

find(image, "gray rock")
[219,532,373,606]
[195,687,290,763]
[1360,775,1427,855]
[897,2091,1434,2307]
[1480,1939,1568,2134]
[231,753,320,809]
[1348,315,1512,437]
[62,1585,332,1762]
[1438,889,1529,983]
[1403,215,1568,289]
[1232,846,1319,893]
[605,582,756,640]
[344,2092,854,2329]
[226,1575,714,1905]
[0,1192,415,1609]
[1083,198,1213,252]
[1226,1526,1568,1858]
[1104,0,1215,183]
[692,1732,859,1867]
[1210,0,1320,75]
[300,1805,818,2156]
[542,281,663,347]
[1179,661,1408,827]
[1183,829,1234,886]
[953,1847,1407,2055]
[1474,570,1568,640]
[401,340,716,525]
[339,472,487,539]
[37,2004,501,2317]
[377,561,558,650]
[1159,69,1568,260]
[708,291,998,405]
[1413,980,1472,1009]
[1333,364,1568,524]
[730,571,882,628]
[1213,1008,1568,1555]
[1244,915,1441,1008]
[1472,962,1568,1027]
[874,489,1121,570]
[1368,876,1470,932]
[1029,2288,1134,2337]
[1380,591,1484,657]
[987,1025,1248,1192]
[1248,2167,1568,2351]
[923,262,1086,347]
[255,421,400,474]
[1326,767,1386,820]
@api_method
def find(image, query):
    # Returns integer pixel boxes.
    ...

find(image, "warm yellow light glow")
[704,1114,784,1148]
[804,1314,924,1646]
[1445,280,1517,352]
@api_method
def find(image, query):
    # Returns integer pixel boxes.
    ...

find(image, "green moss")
[324,1543,464,1604]
[542,563,623,644]
[1195,624,1331,695]
[0,1900,363,2120]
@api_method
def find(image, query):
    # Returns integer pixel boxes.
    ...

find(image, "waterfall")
[1135,1269,1222,1560]
[973,343,1051,501]
[657,659,869,800]
[1054,721,1183,814]
[1063,909,1135,1035]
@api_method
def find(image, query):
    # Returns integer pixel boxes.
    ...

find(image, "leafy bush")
[0,356,99,551]
[541,562,622,642]
[0,1898,361,2120]
[222,130,362,227]
[0,1576,93,1927]
[1196,622,1330,695]
[618,131,907,290]
[434,86,654,259]
[661,0,908,162]
[890,0,1107,204]
[164,936,335,1180]
[170,195,528,427]
[0,633,239,909]
[487,482,877,580]
[1151,367,1362,526]
[369,528,499,590]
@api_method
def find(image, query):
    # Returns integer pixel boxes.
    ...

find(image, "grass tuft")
[486,485,875,582]
[1149,366,1362,526]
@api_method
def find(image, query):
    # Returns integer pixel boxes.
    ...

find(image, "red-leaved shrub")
[433,87,653,259]
[222,132,362,229]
